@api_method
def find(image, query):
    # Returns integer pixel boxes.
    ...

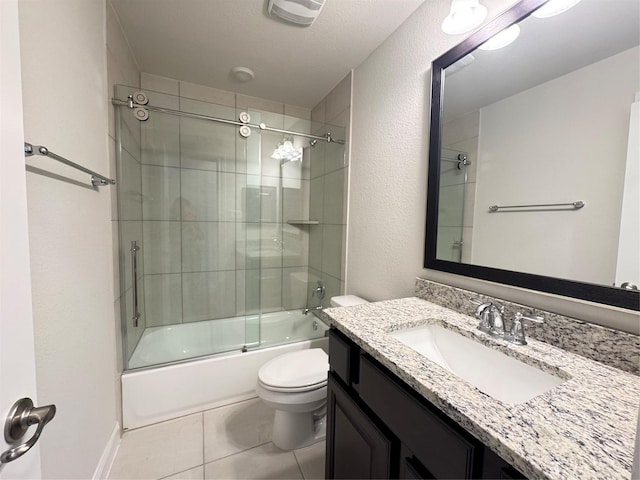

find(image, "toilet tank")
[330,295,368,307]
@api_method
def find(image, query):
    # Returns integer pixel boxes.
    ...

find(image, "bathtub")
[122,310,328,430]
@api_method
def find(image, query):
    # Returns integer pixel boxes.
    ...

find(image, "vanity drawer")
[328,328,359,386]
[359,354,477,479]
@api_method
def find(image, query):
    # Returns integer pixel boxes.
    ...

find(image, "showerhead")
[308,139,318,147]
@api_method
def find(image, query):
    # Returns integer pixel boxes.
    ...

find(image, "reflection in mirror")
[426,0,640,310]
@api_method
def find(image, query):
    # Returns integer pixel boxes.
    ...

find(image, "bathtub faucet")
[302,305,323,315]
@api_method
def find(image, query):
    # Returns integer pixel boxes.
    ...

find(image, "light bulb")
[478,24,520,51]
[441,0,488,35]
[532,0,582,18]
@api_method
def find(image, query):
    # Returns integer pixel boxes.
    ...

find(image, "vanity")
[323,297,640,479]
[326,327,524,479]
[322,0,640,475]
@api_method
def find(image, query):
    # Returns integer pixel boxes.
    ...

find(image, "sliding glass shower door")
[114,84,333,370]
[437,148,469,262]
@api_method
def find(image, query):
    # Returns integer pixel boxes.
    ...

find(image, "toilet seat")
[258,349,328,391]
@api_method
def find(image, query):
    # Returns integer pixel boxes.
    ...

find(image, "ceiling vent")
[267,0,326,26]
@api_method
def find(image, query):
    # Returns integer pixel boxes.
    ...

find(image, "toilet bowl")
[256,295,369,450]
[256,348,329,450]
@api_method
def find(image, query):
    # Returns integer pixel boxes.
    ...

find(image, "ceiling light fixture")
[532,0,582,18]
[273,138,302,163]
[478,24,521,50]
[441,0,488,35]
[231,66,255,83]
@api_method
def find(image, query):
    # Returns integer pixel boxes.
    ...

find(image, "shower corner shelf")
[287,220,320,226]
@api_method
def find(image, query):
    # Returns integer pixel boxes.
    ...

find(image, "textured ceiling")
[111,0,426,107]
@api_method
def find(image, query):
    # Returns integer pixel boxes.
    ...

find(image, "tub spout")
[303,305,323,315]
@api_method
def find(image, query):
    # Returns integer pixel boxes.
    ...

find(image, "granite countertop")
[324,297,640,480]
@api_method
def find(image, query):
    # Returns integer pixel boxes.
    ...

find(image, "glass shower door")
[115,83,342,369]
[115,85,257,369]
[437,148,469,262]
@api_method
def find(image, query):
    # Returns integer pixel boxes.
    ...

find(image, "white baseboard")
[93,422,121,480]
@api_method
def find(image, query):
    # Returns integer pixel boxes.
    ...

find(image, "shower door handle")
[131,241,141,327]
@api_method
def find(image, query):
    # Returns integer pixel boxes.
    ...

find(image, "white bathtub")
[122,311,328,430]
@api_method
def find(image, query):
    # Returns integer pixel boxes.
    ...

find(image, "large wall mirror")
[425,0,640,311]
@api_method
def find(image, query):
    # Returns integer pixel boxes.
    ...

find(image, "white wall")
[347,0,639,333]
[347,0,518,300]
[18,1,119,477]
[472,47,639,285]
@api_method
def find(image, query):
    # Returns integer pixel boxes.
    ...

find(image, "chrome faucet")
[302,305,323,316]
[486,304,506,337]
[303,281,326,315]
[469,298,544,345]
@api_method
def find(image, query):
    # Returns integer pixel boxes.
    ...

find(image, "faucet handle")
[312,280,325,300]
[468,298,489,317]
[468,298,484,308]
[469,299,492,332]
[506,312,544,345]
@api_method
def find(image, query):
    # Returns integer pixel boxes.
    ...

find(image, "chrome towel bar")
[24,143,116,187]
[489,201,585,212]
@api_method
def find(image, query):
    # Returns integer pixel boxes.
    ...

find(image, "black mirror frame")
[424,0,640,311]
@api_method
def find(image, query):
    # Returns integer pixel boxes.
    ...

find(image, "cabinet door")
[359,355,477,478]
[326,373,393,479]
[481,447,525,479]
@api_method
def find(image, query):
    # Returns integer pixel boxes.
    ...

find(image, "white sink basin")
[390,324,567,405]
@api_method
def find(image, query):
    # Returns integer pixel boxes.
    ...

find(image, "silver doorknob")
[620,282,638,290]
[1,397,56,464]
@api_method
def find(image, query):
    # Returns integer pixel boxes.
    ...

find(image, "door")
[615,97,639,289]
[0,1,42,477]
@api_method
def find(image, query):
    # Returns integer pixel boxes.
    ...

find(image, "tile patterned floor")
[107,398,325,480]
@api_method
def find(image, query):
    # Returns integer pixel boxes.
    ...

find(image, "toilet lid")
[258,349,329,389]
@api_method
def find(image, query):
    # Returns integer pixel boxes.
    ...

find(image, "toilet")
[256,295,368,450]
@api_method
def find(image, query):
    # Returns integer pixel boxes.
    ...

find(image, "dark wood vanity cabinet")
[326,328,525,479]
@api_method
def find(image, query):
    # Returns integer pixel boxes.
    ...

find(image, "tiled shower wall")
[125,73,319,330]
[308,73,352,308]
[114,71,349,348]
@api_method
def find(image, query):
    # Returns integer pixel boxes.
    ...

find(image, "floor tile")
[204,398,274,463]
[294,441,326,480]
[204,443,303,480]
[108,414,203,480]
[161,466,204,480]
